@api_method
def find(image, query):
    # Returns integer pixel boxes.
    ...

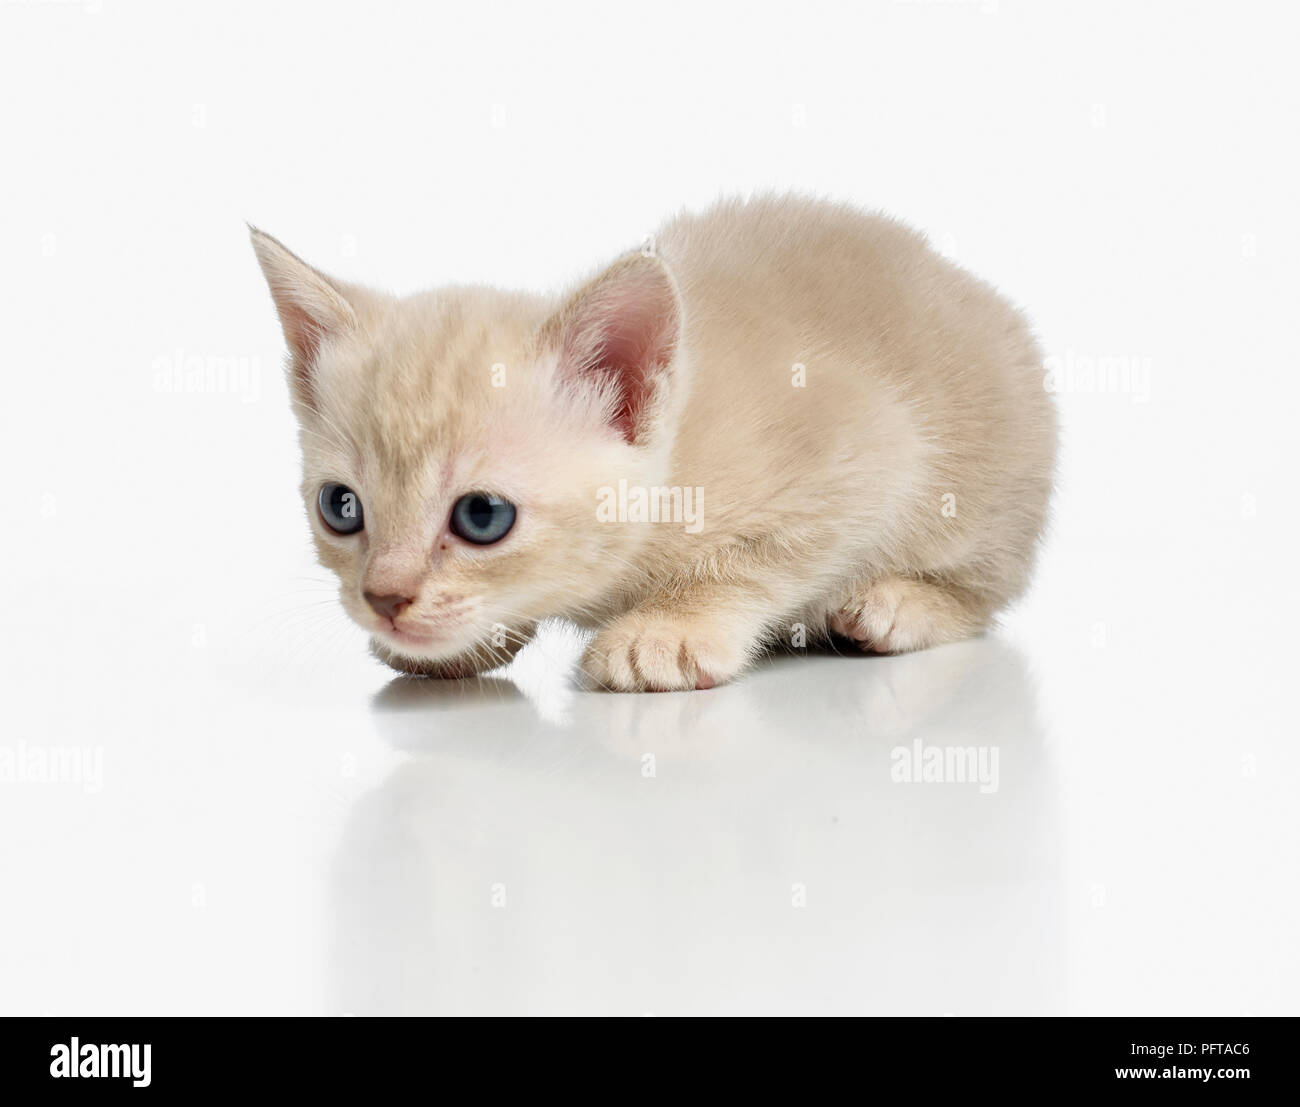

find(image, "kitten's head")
[251,228,683,668]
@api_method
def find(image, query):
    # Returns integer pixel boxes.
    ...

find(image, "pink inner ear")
[277,298,326,366]
[564,263,680,444]
[593,318,661,442]
[274,299,326,402]
[251,229,357,412]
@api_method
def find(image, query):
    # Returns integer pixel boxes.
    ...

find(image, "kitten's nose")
[365,592,414,620]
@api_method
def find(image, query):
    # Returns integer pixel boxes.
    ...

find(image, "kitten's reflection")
[333,636,1061,1014]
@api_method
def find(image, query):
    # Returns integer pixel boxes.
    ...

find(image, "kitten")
[251,195,1056,692]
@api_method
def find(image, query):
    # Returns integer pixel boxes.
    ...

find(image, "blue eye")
[450,493,516,545]
[319,482,364,535]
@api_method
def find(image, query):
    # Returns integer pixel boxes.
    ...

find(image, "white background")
[1,0,1296,1014]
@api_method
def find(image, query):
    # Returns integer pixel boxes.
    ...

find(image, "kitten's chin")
[369,629,524,680]
[375,625,463,659]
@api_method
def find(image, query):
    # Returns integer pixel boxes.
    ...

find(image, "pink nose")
[365,592,414,620]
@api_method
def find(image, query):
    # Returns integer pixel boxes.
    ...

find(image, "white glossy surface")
[2,1,1296,1015]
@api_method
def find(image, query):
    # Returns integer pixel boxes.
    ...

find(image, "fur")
[251,195,1057,691]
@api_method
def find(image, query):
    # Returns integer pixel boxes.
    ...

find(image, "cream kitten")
[251,195,1056,692]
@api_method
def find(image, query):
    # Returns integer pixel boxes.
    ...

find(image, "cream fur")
[251,195,1057,691]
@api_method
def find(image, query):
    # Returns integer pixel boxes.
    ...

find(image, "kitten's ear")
[248,226,357,410]
[541,252,682,445]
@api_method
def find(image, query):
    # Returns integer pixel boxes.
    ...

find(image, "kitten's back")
[654,194,1056,607]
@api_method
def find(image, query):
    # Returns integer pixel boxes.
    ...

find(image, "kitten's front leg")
[582,597,767,692]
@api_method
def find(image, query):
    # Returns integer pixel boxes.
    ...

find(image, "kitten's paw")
[582,612,750,692]
[829,578,981,654]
